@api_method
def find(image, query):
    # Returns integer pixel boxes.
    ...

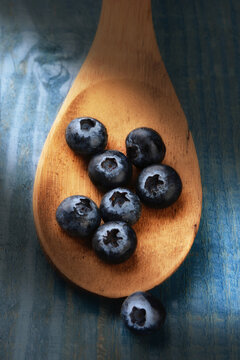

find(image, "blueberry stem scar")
[110,191,130,207]
[80,118,95,130]
[101,157,118,171]
[130,306,146,326]
[73,198,92,216]
[103,229,122,247]
[145,174,164,193]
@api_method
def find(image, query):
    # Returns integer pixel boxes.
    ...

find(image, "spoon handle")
[93,0,158,57]
[67,0,169,101]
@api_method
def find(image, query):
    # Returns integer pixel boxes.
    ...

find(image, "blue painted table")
[0,0,239,359]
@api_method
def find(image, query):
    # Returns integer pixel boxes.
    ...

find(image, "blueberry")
[121,291,166,333]
[56,195,101,238]
[92,221,137,264]
[126,127,166,168]
[136,164,182,208]
[65,117,108,155]
[100,188,141,225]
[88,150,132,191]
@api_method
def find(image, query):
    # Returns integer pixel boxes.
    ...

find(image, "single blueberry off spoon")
[33,0,202,298]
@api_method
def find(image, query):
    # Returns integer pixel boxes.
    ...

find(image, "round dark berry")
[136,164,182,208]
[92,221,137,264]
[100,188,141,225]
[121,291,166,333]
[56,195,101,238]
[65,117,108,155]
[88,150,132,191]
[126,127,166,168]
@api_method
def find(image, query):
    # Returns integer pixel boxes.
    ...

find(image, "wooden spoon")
[33,0,202,298]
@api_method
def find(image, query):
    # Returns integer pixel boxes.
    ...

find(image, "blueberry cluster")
[55,116,183,333]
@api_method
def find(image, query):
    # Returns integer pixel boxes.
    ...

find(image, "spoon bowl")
[33,0,202,298]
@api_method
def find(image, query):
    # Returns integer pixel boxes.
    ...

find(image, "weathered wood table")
[0,0,239,359]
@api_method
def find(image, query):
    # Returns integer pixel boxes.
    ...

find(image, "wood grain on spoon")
[33,0,202,298]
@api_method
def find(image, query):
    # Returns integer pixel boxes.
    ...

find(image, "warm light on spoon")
[33,0,202,298]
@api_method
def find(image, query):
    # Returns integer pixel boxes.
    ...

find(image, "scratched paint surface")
[0,0,239,359]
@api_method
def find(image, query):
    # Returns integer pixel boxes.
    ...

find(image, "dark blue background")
[0,0,239,359]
